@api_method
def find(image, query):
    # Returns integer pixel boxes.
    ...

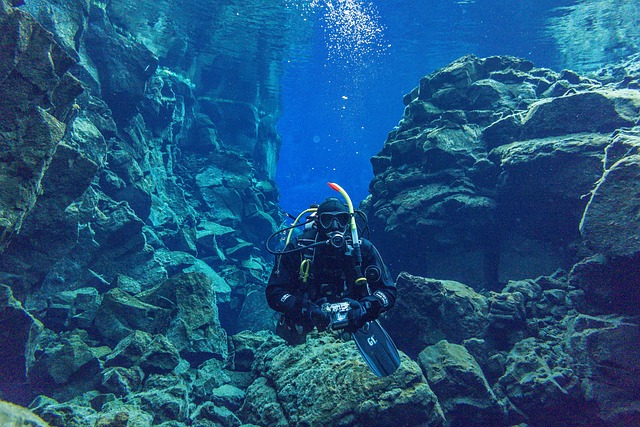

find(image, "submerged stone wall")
[364,53,640,426]
[364,54,640,290]
[0,0,293,330]
[0,0,289,408]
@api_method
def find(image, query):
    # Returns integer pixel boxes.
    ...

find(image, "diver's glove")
[344,298,371,332]
[301,300,331,330]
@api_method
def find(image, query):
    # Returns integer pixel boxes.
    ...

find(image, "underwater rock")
[27,330,103,400]
[495,337,584,426]
[30,395,97,427]
[384,272,489,358]
[238,377,288,427]
[190,401,242,427]
[569,254,640,315]
[0,400,49,427]
[101,366,145,397]
[228,330,273,373]
[244,333,445,427]
[93,288,172,345]
[83,8,158,122]
[418,340,507,426]
[208,384,246,412]
[0,4,82,253]
[580,129,640,257]
[366,54,640,289]
[128,374,190,425]
[1,0,284,349]
[190,358,234,405]
[136,272,228,363]
[0,284,43,384]
[520,90,640,139]
[42,287,101,331]
[236,289,275,333]
[490,133,608,211]
[565,314,640,425]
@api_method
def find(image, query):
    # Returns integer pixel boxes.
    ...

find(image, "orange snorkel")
[328,182,367,287]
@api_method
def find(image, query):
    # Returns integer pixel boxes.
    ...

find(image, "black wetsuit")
[266,228,396,336]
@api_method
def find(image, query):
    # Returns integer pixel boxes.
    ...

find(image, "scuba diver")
[265,189,396,345]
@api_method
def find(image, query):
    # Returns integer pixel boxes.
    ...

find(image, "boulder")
[238,377,287,427]
[496,337,581,426]
[244,333,445,426]
[30,395,97,427]
[569,254,640,315]
[229,330,273,372]
[190,402,242,427]
[101,366,144,396]
[129,374,190,424]
[136,272,228,363]
[93,288,172,345]
[0,284,43,383]
[209,384,245,411]
[384,273,489,358]
[488,133,609,280]
[565,314,640,425]
[521,90,640,138]
[0,400,50,427]
[190,358,233,404]
[27,330,102,399]
[580,130,640,257]
[418,340,507,426]
[42,287,101,331]
[236,289,274,333]
[104,330,180,375]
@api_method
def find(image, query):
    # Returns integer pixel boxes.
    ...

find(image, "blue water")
[275,0,577,214]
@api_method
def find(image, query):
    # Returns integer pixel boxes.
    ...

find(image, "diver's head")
[315,197,351,248]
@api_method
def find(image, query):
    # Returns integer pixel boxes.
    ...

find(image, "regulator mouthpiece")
[327,231,346,249]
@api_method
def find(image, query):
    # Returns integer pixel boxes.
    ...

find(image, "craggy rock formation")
[383,269,640,426]
[0,400,49,427]
[1,0,288,336]
[370,54,640,426]
[0,0,286,420]
[240,333,445,427]
[0,0,83,253]
[364,54,640,290]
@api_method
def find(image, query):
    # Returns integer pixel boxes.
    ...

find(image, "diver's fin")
[352,320,401,377]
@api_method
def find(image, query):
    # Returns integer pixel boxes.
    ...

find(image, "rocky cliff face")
[0,0,294,331]
[365,54,640,426]
[1,0,289,409]
[364,54,640,290]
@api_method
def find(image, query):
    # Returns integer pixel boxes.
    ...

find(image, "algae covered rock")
[384,272,489,358]
[0,4,83,252]
[93,288,172,345]
[0,400,50,427]
[565,314,640,425]
[104,330,180,375]
[136,272,228,362]
[366,54,640,289]
[496,337,580,425]
[580,129,640,258]
[418,340,507,426]
[0,284,43,383]
[242,333,445,426]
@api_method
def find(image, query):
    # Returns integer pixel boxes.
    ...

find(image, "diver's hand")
[344,298,370,331]
[301,300,330,330]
